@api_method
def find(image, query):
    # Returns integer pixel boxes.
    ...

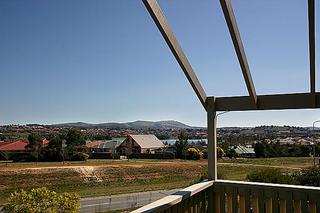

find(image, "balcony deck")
[133,180,320,213]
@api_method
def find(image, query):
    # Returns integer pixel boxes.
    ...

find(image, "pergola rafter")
[143,0,317,180]
[219,0,257,106]
[308,0,316,106]
[143,0,207,110]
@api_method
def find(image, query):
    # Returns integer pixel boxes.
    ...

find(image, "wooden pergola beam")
[308,0,316,106]
[219,0,257,105]
[207,97,217,181]
[143,0,208,110]
[214,92,320,111]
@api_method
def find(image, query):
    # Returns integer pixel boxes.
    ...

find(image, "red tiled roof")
[0,141,28,152]
[86,140,106,148]
[0,142,12,147]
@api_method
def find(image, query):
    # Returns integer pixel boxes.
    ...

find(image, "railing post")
[279,200,286,213]
[293,200,301,213]
[252,196,259,213]
[238,188,248,213]
[214,192,221,212]
[266,197,272,213]
[309,202,316,213]
[226,193,233,212]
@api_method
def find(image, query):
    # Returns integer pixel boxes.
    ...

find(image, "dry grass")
[0,160,206,205]
[0,157,313,206]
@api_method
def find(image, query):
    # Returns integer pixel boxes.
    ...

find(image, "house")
[86,140,106,149]
[91,140,122,153]
[234,145,255,158]
[0,140,28,152]
[117,135,164,155]
[88,140,122,159]
[0,139,49,160]
[275,137,313,146]
[0,140,28,160]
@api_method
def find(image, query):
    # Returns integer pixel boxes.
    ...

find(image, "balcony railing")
[132,180,320,213]
[131,181,213,213]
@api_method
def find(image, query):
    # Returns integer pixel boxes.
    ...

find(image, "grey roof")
[129,135,164,149]
[94,140,122,149]
[234,145,255,155]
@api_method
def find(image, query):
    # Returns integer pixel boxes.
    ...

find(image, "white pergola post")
[207,97,217,181]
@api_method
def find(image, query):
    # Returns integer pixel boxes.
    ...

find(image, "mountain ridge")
[49,120,203,129]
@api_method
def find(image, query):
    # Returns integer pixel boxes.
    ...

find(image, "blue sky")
[0,0,319,127]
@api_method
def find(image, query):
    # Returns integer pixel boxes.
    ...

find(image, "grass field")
[0,157,314,206]
[219,157,314,168]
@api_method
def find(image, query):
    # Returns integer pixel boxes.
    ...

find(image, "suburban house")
[117,135,164,155]
[275,137,313,146]
[0,139,49,160]
[86,140,106,150]
[233,145,255,158]
[0,140,28,160]
[87,140,122,159]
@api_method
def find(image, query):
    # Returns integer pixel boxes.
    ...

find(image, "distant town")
[2,121,320,211]
[0,120,319,143]
[1,120,320,162]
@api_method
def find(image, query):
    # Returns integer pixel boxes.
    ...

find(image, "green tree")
[65,129,87,161]
[4,187,80,213]
[254,142,266,158]
[296,145,311,157]
[66,129,86,148]
[225,148,237,159]
[174,132,189,159]
[296,167,320,187]
[41,135,63,162]
[26,133,43,162]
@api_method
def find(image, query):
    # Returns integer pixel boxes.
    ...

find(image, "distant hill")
[50,120,201,129]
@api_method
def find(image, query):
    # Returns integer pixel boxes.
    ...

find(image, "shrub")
[69,152,89,161]
[246,168,293,184]
[162,151,175,159]
[217,147,225,158]
[4,187,80,213]
[40,148,62,162]
[202,149,208,159]
[200,148,224,159]
[225,149,237,159]
[296,167,320,187]
[187,148,202,160]
[10,152,35,162]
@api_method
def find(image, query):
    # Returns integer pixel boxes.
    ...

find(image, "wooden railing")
[131,180,213,213]
[132,180,320,213]
[214,180,320,213]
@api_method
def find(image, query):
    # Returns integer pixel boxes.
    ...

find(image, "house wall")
[117,137,141,155]
[141,149,155,154]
